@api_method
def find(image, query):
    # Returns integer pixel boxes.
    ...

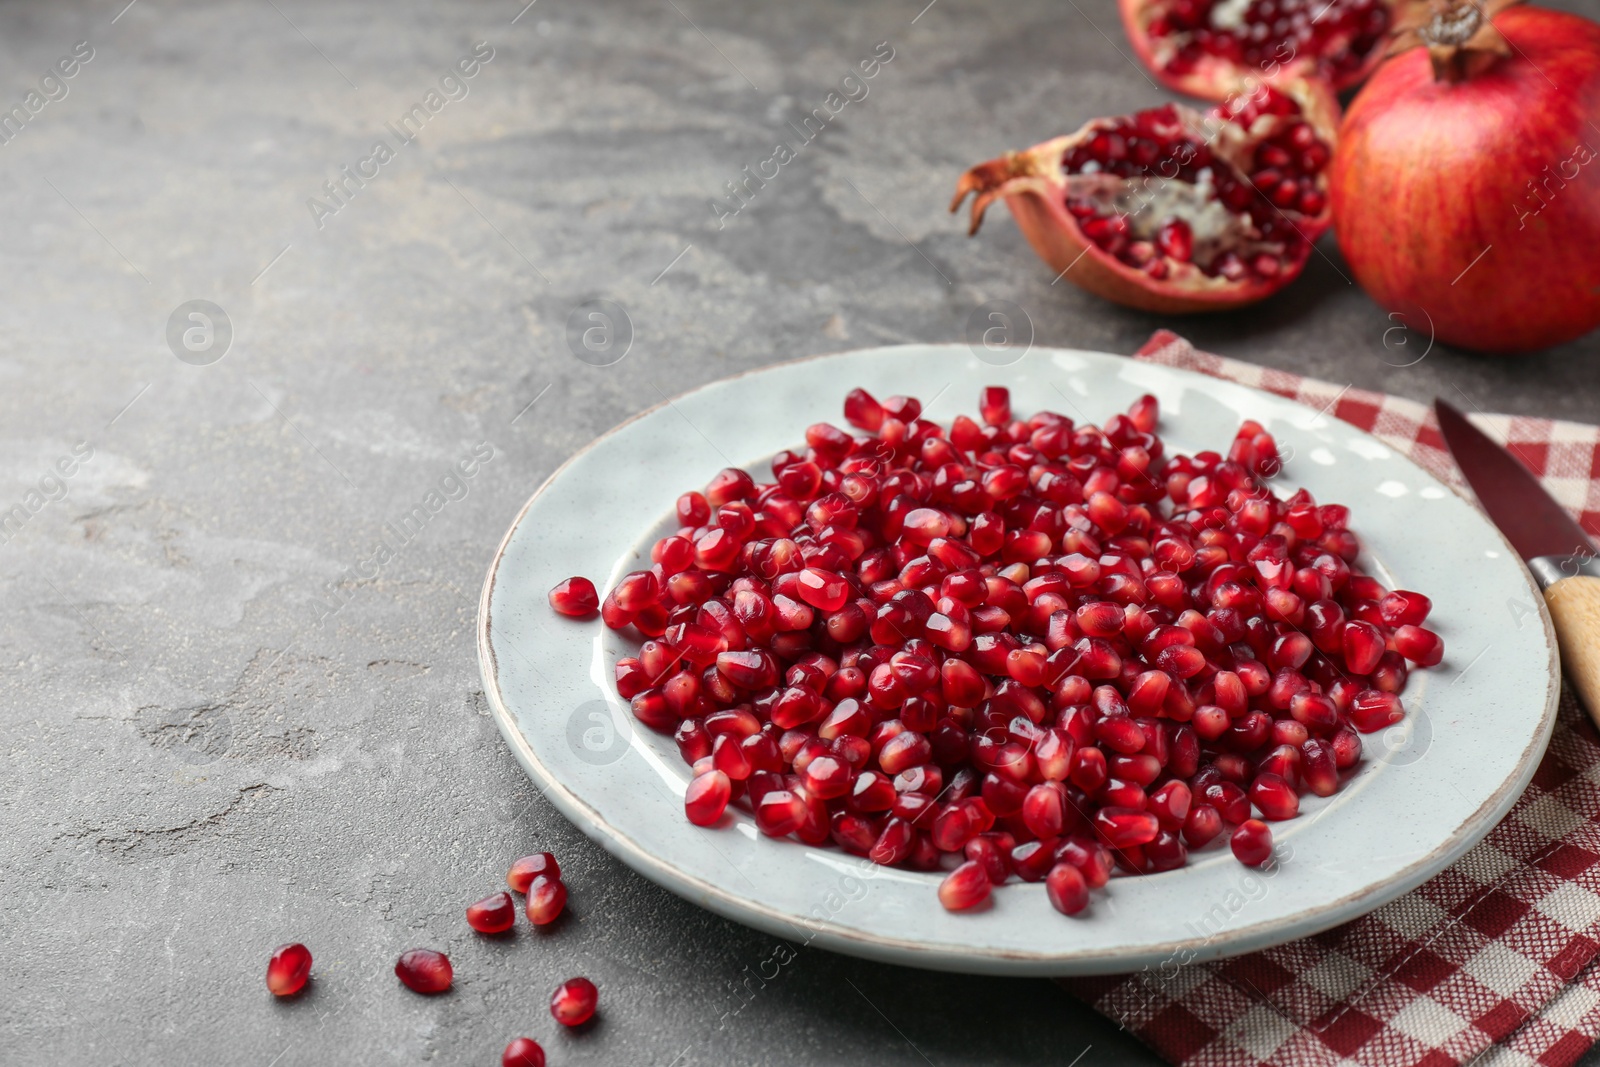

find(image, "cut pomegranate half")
[951,85,1336,313]
[1119,0,1392,99]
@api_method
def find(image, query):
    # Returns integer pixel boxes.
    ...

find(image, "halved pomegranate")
[952,85,1336,312]
[1120,0,1393,100]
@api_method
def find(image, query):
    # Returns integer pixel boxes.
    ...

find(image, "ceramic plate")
[477,344,1559,976]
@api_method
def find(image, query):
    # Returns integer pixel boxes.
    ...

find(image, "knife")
[1434,399,1600,717]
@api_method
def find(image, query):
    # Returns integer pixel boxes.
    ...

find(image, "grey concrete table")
[4,0,1597,1064]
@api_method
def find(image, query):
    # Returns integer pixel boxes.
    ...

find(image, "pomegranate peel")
[953,88,1335,313]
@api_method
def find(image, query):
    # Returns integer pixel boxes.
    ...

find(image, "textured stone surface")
[1,0,1596,1064]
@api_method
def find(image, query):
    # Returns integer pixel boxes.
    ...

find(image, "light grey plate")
[477,344,1559,975]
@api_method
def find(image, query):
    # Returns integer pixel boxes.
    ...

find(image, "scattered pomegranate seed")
[394,949,453,995]
[467,892,517,934]
[265,943,312,996]
[550,976,599,1026]
[507,853,560,894]
[503,1037,547,1067]
[1231,819,1274,867]
[525,875,568,926]
[548,576,600,617]
[578,387,1440,914]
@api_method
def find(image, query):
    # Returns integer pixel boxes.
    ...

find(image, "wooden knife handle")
[1545,575,1600,722]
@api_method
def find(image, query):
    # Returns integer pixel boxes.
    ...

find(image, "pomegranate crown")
[1389,0,1518,81]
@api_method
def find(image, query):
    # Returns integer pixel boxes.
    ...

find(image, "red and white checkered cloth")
[1062,331,1600,1067]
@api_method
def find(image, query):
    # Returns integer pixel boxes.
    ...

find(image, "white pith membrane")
[1063,172,1279,281]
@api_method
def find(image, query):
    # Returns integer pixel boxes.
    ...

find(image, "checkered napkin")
[1060,330,1600,1067]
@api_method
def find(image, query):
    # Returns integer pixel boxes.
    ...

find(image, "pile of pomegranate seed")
[1148,0,1390,83]
[508,852,569,926]
[555,385,1442,914]
[1062,93,1330,283]
[265,943,312,996]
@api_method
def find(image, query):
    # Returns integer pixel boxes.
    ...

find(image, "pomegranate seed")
[677,491,711,526]
[1128,393,1159,432]
[1094,806,1159,848]
[1393,625,1444,666]
[1231,819,1273,868]
[871,818,916,866]
[1379,590,1431,627]
[525,875,568,925]
[265,943,312,996]
[706,468,755,506]
[1145,829,1188,872]
[938,859,995,910]
[1182,804,1223,847]
[1022,781,1069,838]
[508,853,560,893]
[503,1038,547,1067]
[1342,620,1385,674]
[685,769,732,825]
[550,976,599,1026]
[467,892,517,934]
[755,790,807,837]
[965,833,1011,884]
[1156,218,1193,263]
[548,576,599,617]
[797,567,850,612]
[613,570,658,613]
[1332,725,1364,768]
[1249,772,1300,820]
[1350,689,1404,732]
[1148,780,1192,829]
[844,387,885,431]
[1046,862,1090,915]
[850,771,897,813]
[932,804,976,852]
[1372,650,1409,693]
[979,386,1011,428]
[395,949,453,995]
[1302,738,1339,796]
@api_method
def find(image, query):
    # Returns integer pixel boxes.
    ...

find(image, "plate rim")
[477,343,1562,973]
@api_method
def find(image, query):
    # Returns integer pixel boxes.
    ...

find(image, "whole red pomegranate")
[1331,0,1600,353]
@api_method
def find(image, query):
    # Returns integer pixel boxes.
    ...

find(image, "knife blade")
[1435,400,1599,577]
[1434,398,1600,716]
